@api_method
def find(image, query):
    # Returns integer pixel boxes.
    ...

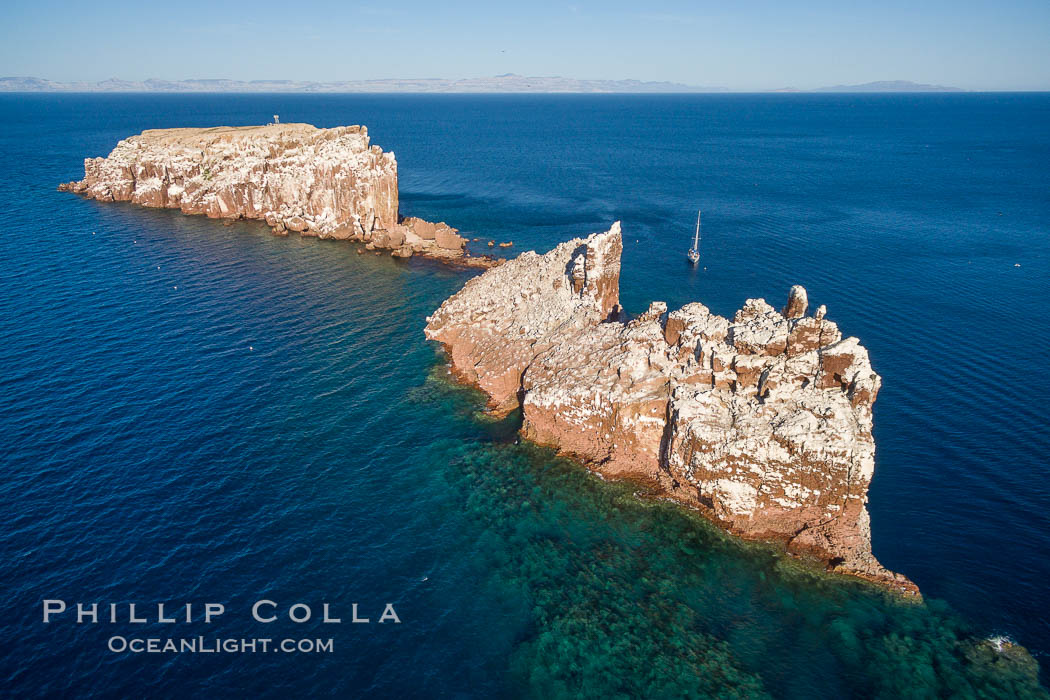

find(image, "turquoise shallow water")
[1,93,1048,697]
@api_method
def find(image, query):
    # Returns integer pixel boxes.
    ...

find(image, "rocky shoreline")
[61,126,913,593]
[426,223,919,595]
[59,123,501,267]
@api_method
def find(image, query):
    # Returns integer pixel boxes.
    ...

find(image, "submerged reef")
[426,222,916,593]
[439,437,1046,698]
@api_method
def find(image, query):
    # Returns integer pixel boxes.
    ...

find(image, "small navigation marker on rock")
[58,123,483,265]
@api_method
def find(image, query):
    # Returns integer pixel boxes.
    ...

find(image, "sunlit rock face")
[425,223,622,412]
[426,222,917,594]
[59,123,469,259]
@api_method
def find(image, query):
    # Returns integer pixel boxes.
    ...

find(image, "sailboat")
[686,210,701,265]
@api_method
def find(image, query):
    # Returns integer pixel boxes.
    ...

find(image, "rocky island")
[59,123,493,264]
[426,223,918,594]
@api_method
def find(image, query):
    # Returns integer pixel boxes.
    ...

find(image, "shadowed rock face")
[425,222,917,594]
[59,123,474,261]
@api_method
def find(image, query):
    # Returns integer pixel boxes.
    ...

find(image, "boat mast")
[693,210,701,251]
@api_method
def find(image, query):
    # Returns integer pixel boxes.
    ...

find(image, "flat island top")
[134,123,359,145]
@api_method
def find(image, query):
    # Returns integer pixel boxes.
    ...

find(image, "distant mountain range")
[0,74,727,94]
[771,80,964,93]
[813,80,963,92]
[0,75,964,94]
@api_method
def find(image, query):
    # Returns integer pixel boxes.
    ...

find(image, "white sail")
[687,209,701,265]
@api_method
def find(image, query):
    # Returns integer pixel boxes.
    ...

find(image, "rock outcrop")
[426,222,917,594]
[59,123,488,262]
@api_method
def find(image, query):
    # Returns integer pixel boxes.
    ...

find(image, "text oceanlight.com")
[107,636,334,654]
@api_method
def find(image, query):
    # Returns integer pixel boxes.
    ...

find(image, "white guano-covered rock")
[425,222,917,595]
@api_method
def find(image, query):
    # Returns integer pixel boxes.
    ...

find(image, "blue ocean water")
[1,93,1048,697]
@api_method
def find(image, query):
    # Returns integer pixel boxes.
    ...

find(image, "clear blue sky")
[2,0,1048,90]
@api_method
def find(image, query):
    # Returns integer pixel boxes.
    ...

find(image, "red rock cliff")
[425,223,917,595]
[59,123,472,260]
